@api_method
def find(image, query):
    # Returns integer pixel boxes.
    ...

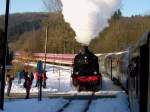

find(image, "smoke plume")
[61,0,121,45]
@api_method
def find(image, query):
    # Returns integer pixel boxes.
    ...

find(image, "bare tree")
[42,0,62,12]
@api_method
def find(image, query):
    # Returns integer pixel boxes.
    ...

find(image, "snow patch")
[87,92,130,112]
[1,98,67,112]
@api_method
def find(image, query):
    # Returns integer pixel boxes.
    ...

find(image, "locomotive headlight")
[84,56,87,59]
[75,72,79,75]
[94,71,97,74]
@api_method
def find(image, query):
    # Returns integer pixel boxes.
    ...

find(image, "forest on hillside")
[0,12,150,53]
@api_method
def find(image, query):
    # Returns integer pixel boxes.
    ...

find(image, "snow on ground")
[101,75,122,91]
[1,92,130,112]
[1,98,67,112]
[5,64,74,94]
[2,64,130,112]
[88,92,130,112]
[5,63,122,94]
[62,100,88,112]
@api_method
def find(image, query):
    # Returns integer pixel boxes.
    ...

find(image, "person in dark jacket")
[129,57,139,77]
[29,72,34,82]
[17,70,25,84]
[6,75,14,96]
[24,75,32,99]
[42,71,47,88]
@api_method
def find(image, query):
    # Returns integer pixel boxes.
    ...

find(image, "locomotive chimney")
[83,46,88,52]
[80,45,89,53]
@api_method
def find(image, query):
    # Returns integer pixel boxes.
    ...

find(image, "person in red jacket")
[35,72,39,87]
[24,75,32,99]
[42,70,47,88]
[35,71,47,88]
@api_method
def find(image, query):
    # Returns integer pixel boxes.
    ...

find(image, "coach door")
[139,36,149,112]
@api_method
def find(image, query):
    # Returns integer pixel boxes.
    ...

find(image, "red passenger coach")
[14,52,75,65]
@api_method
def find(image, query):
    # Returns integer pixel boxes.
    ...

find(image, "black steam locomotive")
[71,46,102,91]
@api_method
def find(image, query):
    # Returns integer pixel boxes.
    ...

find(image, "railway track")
[5,92,119,112]
[55,92,96,112]
[82,92,95,112]
[57,92,94,112]
[56,99,72,112]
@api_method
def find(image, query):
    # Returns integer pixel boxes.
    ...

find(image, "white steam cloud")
[61,0,121,45]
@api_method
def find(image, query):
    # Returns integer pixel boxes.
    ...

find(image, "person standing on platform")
[42,70,47,88]
[24,75,32,99]
[6,75,14,96]
[35,71,39,87]
[29,71,34,82]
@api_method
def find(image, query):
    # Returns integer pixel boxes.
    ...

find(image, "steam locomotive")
[71,46,102,91]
